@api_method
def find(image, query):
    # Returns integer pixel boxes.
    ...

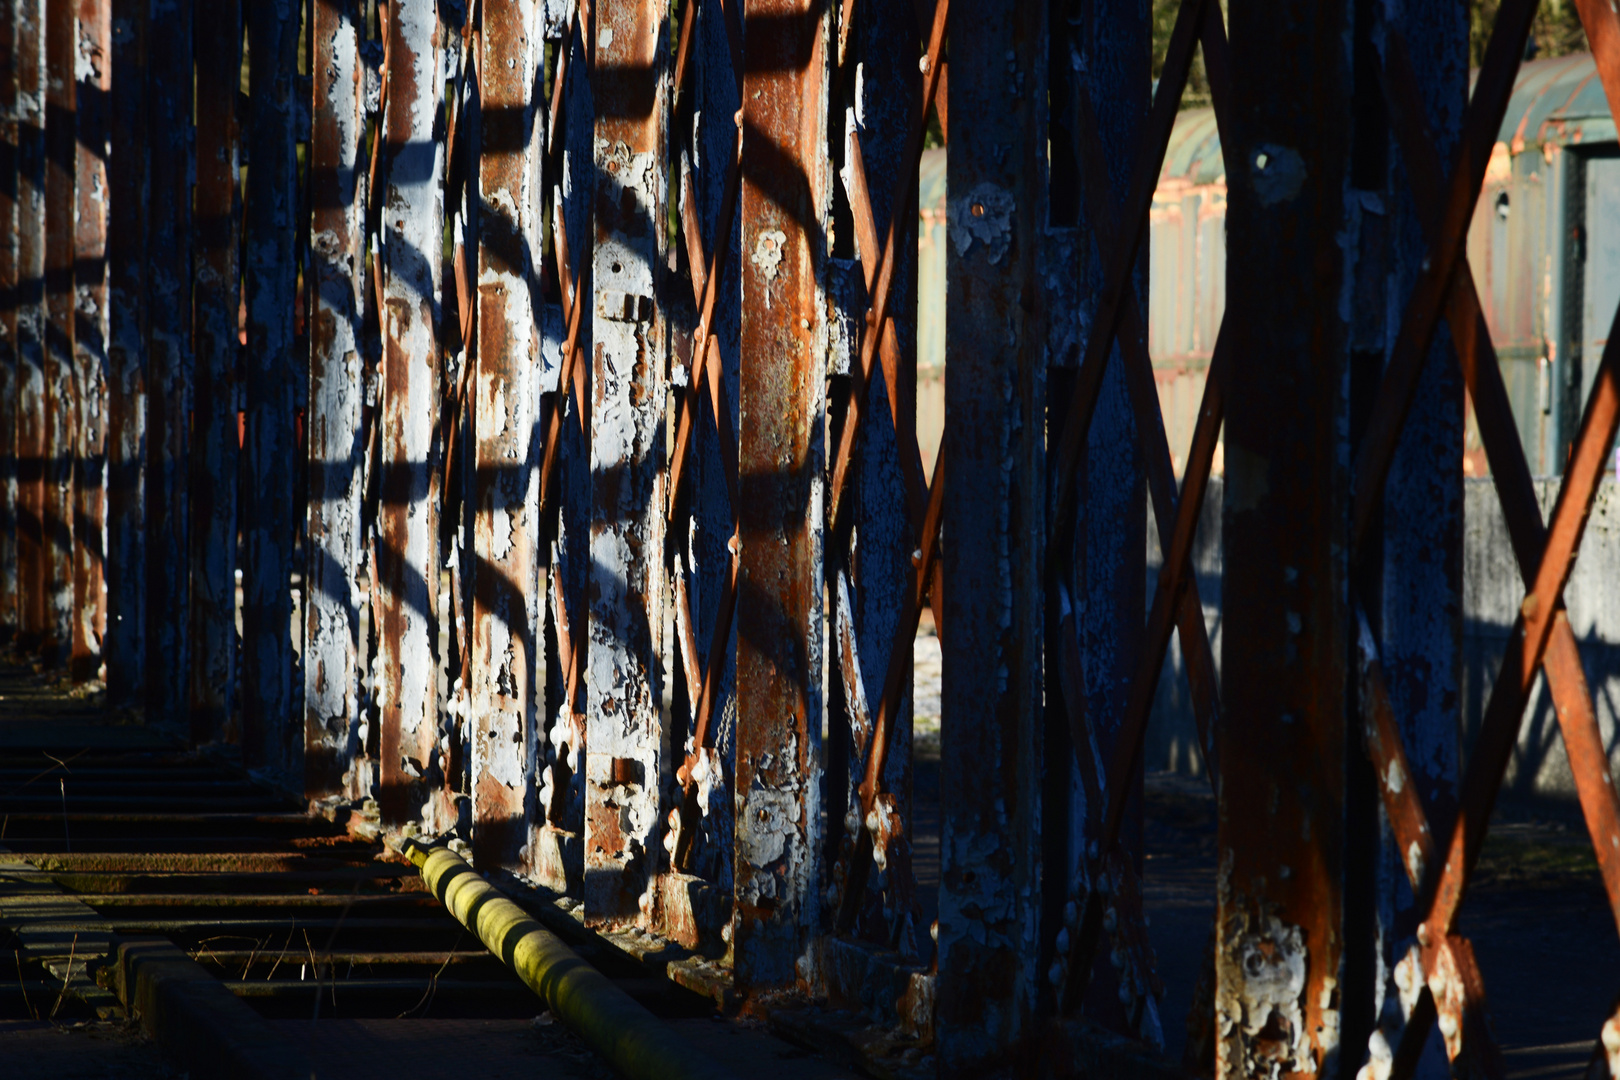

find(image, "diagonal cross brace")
[1047,0,1233,1012]
[1354,6,1620,1071]
[1381,29,1620,937]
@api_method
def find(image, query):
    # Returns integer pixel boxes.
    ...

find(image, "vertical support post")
[846,0,920,905]
[14,0,46,652]
[1067,0,1151,1026]
[42,0,77,667]
[1369,0,1466,986]
[937,0,1046,1070]
[1217,0,1353,1074]
[581,0,668,924]
[14,0,46,653]
[191,0,240,739]
[472,0,544,868]
[376,0,445,829]
[733,0,826,996]
[677,0,742,886]
[0,1,19,642]
[72,0,111,683]
[145,0,190,721]
[103,0,145,703]
[244,0,304,776]
[307,0,369,800]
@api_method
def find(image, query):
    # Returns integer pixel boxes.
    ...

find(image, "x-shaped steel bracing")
[1347,0,1620,1071]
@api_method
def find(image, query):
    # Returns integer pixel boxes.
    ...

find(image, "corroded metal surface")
[144,0,190,722]
[2,0,1616,1058]
[102,0,146,706]
[12,0,46,655]
[1216,0,1352,1075]
[71,0,110,683]
[936,0,1046,1070]
[472,0,543,869]
[732,0,826,997]
[583,0,668,925]
[307,0,369,800]
[42,0,76,667]
[189,0,239,737]
[242,0,302,779]
[375,0,446,831]
[0,3,16,641]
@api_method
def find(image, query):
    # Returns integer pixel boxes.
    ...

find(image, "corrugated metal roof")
[1159,107,1223,186]
[1488,51,1614,151]
[1155,51,1614,188]
[920,146,946,211]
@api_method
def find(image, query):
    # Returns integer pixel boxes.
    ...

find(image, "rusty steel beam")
[936,0,1046,1070]
[71,0,110,683]
[1215,0,1353,1074]
[42,0,76,668]
[470,0,544,870]
[102,0,145,704]
[190,0,240,738]
[144,0,190,720]
[242,0,303,775]
[732,0,826,996]
[376,0,447,830]
[307,0,370,801]
[0,0,19,641]
[581,0,668,925]
[14,0,46,653]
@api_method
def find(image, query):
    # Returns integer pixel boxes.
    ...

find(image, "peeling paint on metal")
[307,0,369,800]
[71,0,111,684]
[733,0,827,997]
[102,0,146,705]
[473,0,544,869]
[584,0,668,927]
[189,0,239,739]
[376,0,447,830]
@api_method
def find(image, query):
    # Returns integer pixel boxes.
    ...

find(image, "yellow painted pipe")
[401,838,737,1080]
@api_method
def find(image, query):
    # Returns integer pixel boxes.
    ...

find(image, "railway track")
[0,668,853,1080]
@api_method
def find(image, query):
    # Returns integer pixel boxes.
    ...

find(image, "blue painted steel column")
[1065,0,1151,1030]
[145,0,190,720]
[103,0,146,704]
[42,0,77,669]
[1360,1,1467,1067]
[191,0,241,740]
[243,0,303,778]
[938,0,1047,1070]
[0,3,20,641]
